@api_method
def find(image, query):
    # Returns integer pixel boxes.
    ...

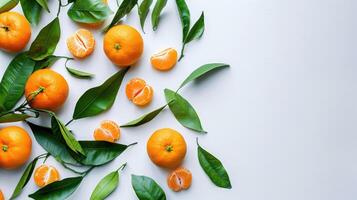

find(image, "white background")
[1,0,357,199]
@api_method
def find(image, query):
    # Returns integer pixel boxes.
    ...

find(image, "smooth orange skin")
[103,25,144,67]
[0,126,32,169]
[67,29,95,59]
[147,128,187,169]
[125,78,153,106]
[151,48,178,71]
[93,120,121,143]
[25,69,69,111]
[34,164,60,187]
[0,190,4,200]
[167,167,192,192]
[0,11,31,52]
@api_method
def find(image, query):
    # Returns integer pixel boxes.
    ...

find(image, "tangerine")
[34,164,60,187]
[94,120,121,142]
[151,48,178,71]
[167,167,192,192]
[66,29,95,59]
[125,78,153,106]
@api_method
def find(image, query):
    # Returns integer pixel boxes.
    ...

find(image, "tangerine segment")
[67,29,95,59]
[34,165,60,187]
[93,120,120,142]
[151,48,178,71]
[167,167,192,192]
[0,189,4,200]
[125,78,146,100]
[132,85,153,106]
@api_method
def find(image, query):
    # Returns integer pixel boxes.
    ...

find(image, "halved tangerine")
[151,48,178,71]
[125,78,153,106]
[66,29,95,59]
[34,164,60,187]
[167,167,192,192]
[93,120,121,143]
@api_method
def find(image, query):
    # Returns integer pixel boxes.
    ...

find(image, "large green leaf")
[103,0,137,32]
[20,0,42,25]
[34,55,68,71]
[28,17,61,61]
[0,0,19,13]
[164,88,206,133]
[197,139,232,189]
[151,0,167,31]
[121,104,166,127]
[67,0,112,24]
[73,68,129,120]
[28,177,83,200]
[175,0,190,42]
[35,0,49,12]
[0,52,35,111]
[138,0,153,32]
[131,175,166,200]
[0,113,31,123]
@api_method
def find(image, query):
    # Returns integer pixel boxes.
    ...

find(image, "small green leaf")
[66,67,94,79]
[28,176,83,200]
[175,0,190,42]
[103,0,137,32]
[51,116,85,156]
[35,0,49,12]
[151,0,167,31]
[0,0,19,13]
[34,55,68,71]
[131,175,166,200]
[68,0,112,24]
[0,113,31,123]
[0,52,35,111]
[10,157,39,199]
[138,0,153,32]
[164,88,206,133]
[197,139,232,189]
[28,17,61,61]
[178,63,230,90]
[73,67,129,120]
[20,0,42,25]
[121,104,166,127]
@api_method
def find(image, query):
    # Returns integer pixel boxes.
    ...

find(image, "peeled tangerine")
[125,78,153,106]
[34,164,60,187]
[94,120,121,143]
[167,167,192,192]
[66,29,95,59]
[151,48,178,71]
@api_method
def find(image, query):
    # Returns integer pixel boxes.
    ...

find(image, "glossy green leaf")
[90,167,123,200]
[73,67,129,120]
[0,113,31,123]
[103,0,137,32]
[34,55,68,71]
[68,0,112,24]
[178,63,230,90]
[28,17,61,61]
[131,175,166,200]
[138,0,153,32]
[10,157,39,199]
[51,116,85,155]
[121,104,166,127]
[0,53,35,111]
[151,0,167,31]
[66,67,94,79]
[0,0,19,13]
[28,176,83,200]
[197,139,232,189]
[27,121,79,165]
[164,89,206,133]
[35,0,49,12]
[175,0,190,42]
[20,0,42,25]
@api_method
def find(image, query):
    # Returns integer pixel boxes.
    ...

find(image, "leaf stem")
[65,119,74,126]
[57,0,62,16]
[178,44,186,61]
[127,142,138,147]
[117,162,127,172]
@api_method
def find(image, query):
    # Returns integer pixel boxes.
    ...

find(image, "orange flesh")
[67,29,95,59]
[125,78,153,106]
[167,167,192,192]
[0,190,4,200]
[94,120,120,142]
[151,48,178,71]
[34,165,60,187]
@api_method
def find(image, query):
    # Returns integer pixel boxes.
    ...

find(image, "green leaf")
[0,113,31,123]
[0,52,35,111]
[131,175,166,200]
[34,55,68,71]
[28,176,83,200]
[27,121,79,165]
[67,0,112,24]
[164,89,206,133]
[121,104,166,127]
[28,17,61,61]
[178,63,230,90]
[51,116,85,155]
[0,0,19,13]
[103,0,137,32]
[10,157,39,199]
[90,169,121,200]
[151,0,167,31]
[35,0,49,12]
[175,0,190,42]
[66,67,94,79]
[20,0,42,25]
[197,139,232,189]
[73,67,129,120]
[138,0,153,32]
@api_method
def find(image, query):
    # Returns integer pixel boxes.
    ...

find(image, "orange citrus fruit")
[34,164,60,187]
[125,78,153,106]
[147,128,187,169]
[0,190,4,200]
[103,25,144,67]
[167,167,192,192]
[66,29,95,59]
[25,69,69,111]
[0,11,31,52]
[0,126,32,169]
[94,120,121,142]
[151,48,178,71]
